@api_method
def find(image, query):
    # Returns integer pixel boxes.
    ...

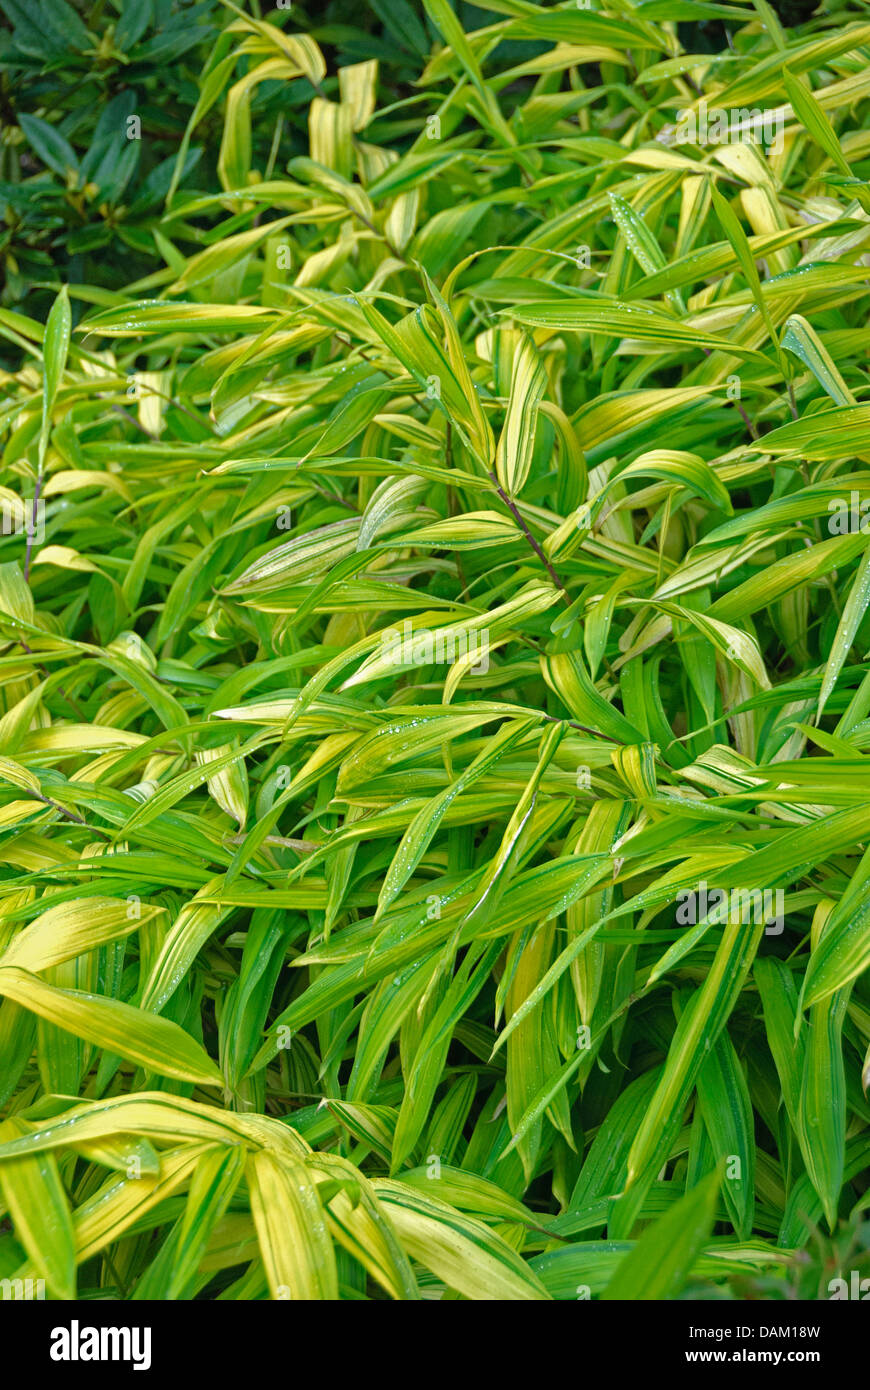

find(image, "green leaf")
[18,113,79,179]
[602,1168,722,1300]
[0,968,223,1087]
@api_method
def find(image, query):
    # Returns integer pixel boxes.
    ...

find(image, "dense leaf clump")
[0,0,869,1301]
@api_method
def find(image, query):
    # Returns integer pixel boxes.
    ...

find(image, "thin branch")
[487,468,571,603]
[32,791,112,841]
